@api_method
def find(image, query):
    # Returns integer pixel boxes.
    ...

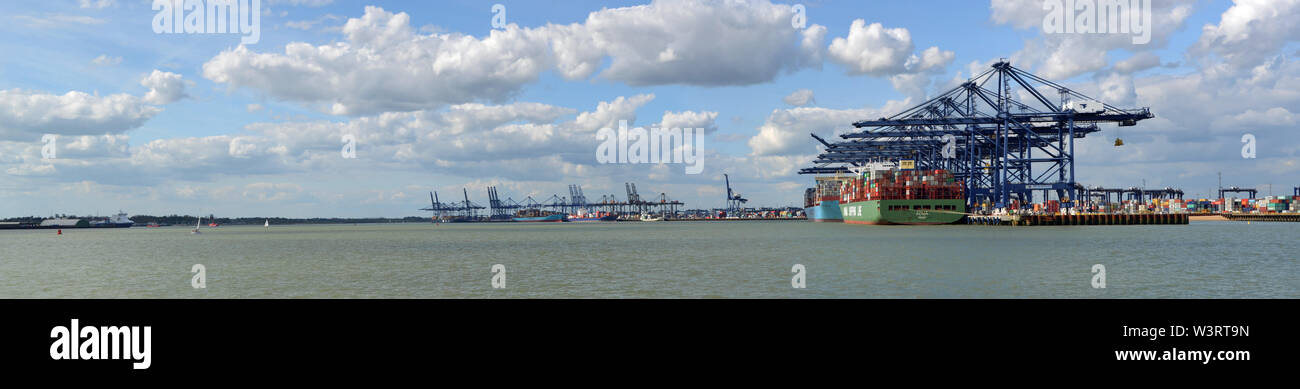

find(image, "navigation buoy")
[57,229,62,235]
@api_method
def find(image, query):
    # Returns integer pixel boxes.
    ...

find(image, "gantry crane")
[800,60,1154,209]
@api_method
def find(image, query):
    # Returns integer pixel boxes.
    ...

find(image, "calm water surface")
[0,221,1295,298]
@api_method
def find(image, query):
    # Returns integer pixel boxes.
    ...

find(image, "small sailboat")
[191,217,202,234]
[264,219,270,229]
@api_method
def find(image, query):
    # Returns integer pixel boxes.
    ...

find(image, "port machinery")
[1080,186,1184,204]
[724,174,748,214]
[421,183,685,221]
[1218,186,1258,200]
[422,189,486,221]
[799,60,1155,209]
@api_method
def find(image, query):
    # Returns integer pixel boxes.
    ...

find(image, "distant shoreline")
[0,216,431,230]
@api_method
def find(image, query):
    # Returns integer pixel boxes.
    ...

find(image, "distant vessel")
[191,217,202,234]
[639,213,663,222]
[513,209,566,222]
[89,211,135,228]
[568,210,618,222]
[264,219,270,228]
[804,176,845,222]
[435,216,473,223]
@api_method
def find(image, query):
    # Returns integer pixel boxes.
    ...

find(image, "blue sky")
[2,0,1296,218]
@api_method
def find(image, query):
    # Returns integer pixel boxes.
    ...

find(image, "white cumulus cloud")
[202,2,828,115]
[783,89,815,106]
[0,89,161,141]
[992,0,1196,79]
[827,20,917,76]
[140,70,189,105]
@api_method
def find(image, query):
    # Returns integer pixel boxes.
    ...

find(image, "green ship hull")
[839,199,966,225]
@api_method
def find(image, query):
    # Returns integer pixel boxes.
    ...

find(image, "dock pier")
[966,213,1190,226]
[1222,213,1300,222]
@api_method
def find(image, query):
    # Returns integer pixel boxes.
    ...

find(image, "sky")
[0,0,1296,218]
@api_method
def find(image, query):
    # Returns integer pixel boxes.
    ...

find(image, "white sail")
[264,219,269,228]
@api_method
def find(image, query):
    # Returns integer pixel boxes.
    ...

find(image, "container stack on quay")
[983,195,1300,216]
[702,209,802,219]
[1213,196,1299,213]
[1241,196,1297,213]
[1123,198,1192,214]
[672,208,806,220]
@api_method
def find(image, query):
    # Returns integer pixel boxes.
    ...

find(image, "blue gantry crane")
[1219,186,1258,200]
[421,189,486,222]
[800,60,1154,209]
[423,183,682,221]
[486,186,524,220]
[724,174,748,213]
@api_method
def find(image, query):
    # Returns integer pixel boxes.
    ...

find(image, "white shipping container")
[1062,99,1105,114]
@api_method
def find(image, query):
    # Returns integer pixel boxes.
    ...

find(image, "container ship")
[513,209,567,222]
[839,164,965,225]
[803,176,845,222]
[89,211,136,228]
[568,210,618,222]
